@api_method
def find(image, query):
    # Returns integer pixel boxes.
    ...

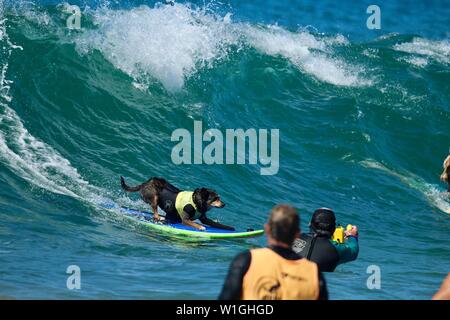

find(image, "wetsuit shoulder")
[305,236,340,272]
[292,233,313,257]
[218,250,251,300]
[332,236,359,265]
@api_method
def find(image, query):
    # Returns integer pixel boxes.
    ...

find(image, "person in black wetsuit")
[219,204,328,300]
[292,208,359,272]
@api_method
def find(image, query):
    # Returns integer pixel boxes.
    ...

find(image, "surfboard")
[101,202,265,239]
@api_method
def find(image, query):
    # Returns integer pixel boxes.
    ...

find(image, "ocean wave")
[360,159,450,214]
[75,3,240,91]
[71,3,372,91]
[0,1,448,211]
[394,37,450,66]
[0,12,101,203]
[244,25,371,87]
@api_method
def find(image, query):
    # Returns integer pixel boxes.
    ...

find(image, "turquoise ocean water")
[0,0,449,299]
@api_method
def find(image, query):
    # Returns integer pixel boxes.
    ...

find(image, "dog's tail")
[120,176,143,192]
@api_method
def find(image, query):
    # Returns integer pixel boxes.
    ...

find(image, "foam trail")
[394,38,450,66]
[360,159,450,214]
[0,8,144,214]
[0,13,103,204]
[0,104,94,198]
[244,25,371,87]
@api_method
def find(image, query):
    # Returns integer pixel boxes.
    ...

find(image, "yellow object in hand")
[332,225,345,243]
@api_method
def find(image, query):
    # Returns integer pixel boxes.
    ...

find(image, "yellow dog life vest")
[175,191,201,220]
[242,248,320,300]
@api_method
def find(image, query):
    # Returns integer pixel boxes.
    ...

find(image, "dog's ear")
[200,188,210,198]
[208,190,219,199]
[194,188,208,213]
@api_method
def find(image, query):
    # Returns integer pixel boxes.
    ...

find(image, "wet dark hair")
[193,188,220,214]
[268,204,300,245]
[310,208,336,237]
[193,188,210,214]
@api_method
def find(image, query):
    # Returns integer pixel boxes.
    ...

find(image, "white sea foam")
[394,38,450,66]
[243,25,371,87]
[75,4,239,92]
[362,48,379,59]
[73,3,371,90]
[0,14,101,203]
[360,159,450,214]
[400,56,429,68]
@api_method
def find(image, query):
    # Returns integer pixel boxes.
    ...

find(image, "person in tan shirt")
[219,204,328,300]
[433,273,450,300]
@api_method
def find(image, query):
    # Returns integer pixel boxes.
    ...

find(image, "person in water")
[292,208,359,272]
[219,204,328,300]
[440,154,450,192]
[432,273,450,300]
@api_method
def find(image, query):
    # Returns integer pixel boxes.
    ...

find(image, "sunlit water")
[0,0,449,299]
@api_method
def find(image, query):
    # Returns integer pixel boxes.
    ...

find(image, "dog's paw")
[152,216,163,223]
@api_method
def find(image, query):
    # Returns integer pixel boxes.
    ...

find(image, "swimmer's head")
[310,208,336,237]
[266,204,300,245]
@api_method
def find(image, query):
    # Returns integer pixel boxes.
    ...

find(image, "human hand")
[345,225,358,238]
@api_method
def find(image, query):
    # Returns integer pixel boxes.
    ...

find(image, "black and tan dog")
[120,176,235,231]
